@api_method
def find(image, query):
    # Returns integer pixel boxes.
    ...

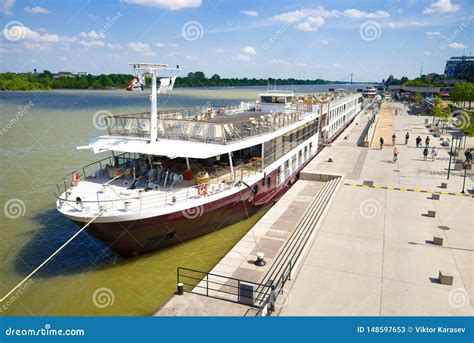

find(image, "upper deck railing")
[105,103,311,144]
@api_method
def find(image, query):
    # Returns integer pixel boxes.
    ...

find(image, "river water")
[0,84,368,315]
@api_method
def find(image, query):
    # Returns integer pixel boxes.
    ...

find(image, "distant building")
[444,56,474,82]
[54,71,75,78]
[76,72,88,76]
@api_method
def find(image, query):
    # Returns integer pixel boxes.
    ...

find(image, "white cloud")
[107,43,122,49]
[122,0,202,10]
[3,25,60,42]
[0,0,15,15]
[320,39,329,45]
[270,58,290,65]
[184,55,198,60]
[426,31,441,36]
[242,46,256,55]
[24,6,50,14]
[127,42,156,55]
[234,54,251,61]
[296,16,324,31]
[272,7,340,23]
[449,42,467,49]
[343,9,390,19]
[424,51,432,55]
[79,40,105,48]
[24,42,50,50]
[79,30,106,39]
[156,41,179,47]
[296,17,324,31]
[386,21,427,29]
[423,0,460,14]
[333,63,343,68]
[295,62,309,67]
[241,10,258,17]
[344,8,390,19]
[215,48,224,53]
[272,7,389,23]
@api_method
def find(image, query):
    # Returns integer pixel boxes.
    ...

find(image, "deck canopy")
[77,136,231,159]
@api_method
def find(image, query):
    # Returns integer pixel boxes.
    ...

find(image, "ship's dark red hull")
[77,166,299,257]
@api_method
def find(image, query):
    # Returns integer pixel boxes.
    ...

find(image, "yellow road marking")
[344,183,472,197]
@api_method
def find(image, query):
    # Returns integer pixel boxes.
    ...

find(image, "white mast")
[150,72,157,142]
[129,63,180,143]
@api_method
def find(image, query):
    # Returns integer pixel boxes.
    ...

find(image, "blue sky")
[1,0,473,81]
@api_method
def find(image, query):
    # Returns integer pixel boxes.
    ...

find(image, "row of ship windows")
[328,99,358,122]
[263,119,318,167]
[276,142,313,186]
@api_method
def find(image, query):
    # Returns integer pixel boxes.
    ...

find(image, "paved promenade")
[279,101,473,316]
[156,101,472,316]
[370,102,395,148]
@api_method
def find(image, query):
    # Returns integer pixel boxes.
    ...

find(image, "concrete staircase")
[255,176,343,310]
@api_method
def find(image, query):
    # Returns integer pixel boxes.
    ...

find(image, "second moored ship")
[56,63,364,257]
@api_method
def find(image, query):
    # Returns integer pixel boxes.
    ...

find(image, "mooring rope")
[0,209,105,302]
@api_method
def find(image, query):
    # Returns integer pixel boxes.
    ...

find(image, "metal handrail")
[177,267,273,309]
[56,160,263,214]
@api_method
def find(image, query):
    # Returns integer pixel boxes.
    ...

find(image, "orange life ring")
[198,184,208,196]
[72,172,81,186]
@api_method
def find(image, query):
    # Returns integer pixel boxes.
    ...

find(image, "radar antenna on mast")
[128,63,181,143]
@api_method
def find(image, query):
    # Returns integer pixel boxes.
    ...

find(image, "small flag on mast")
[126,75,145,91]
[157,77,176,94]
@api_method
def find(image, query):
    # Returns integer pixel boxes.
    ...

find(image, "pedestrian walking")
[393,147,399,162]
[405,132,410,145]
[379,137,384,150]
[425,136,430,148]
[423,147,429,160]
[392,133,397,145]
[431,147,437,161]
[464,148,472,162]
[416,136,422,148]
[395,109,398,116]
